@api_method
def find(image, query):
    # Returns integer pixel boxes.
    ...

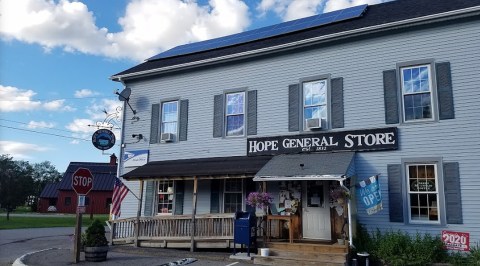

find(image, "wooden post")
[190,176,198,252]
[134,180,144,247]
[73,212,82,263]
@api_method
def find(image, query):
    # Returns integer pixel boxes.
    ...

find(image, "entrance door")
[302,181,331,240]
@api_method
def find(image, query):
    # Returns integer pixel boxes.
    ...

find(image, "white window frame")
[161,100,179,138]
[301,76,330,131]
[406,163,441,224]
[224,91,245,137]
[399,63,436,123]
[156,180,175,215]
[223,179,243,213]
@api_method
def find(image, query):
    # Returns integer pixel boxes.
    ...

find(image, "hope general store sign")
[247,127,398,156]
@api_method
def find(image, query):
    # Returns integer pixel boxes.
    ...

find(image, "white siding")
[119,19,480,241]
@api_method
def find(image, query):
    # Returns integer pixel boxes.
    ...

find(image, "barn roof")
[112,0,480,80]
[57,162,117,191]
[39,182,61,198]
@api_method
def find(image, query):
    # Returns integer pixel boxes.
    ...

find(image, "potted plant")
[84,219,109,262]
[330,186,349,204]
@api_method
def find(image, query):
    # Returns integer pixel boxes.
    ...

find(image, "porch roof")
[253,152,355,181]
[121,155,273,180]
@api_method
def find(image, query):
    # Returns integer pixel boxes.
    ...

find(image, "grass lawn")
[0,215,109,230]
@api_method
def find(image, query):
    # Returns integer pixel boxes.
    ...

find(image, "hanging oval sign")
[92,129,116,150]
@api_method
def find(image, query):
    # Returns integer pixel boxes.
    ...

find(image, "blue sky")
[0,0,385,173]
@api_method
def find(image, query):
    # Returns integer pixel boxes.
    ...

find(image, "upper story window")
[150,99,188,144]
[400,65,433,121]
[161,101,178,135]
[303,79,327,130]
[406,163,439,224]
[225,92,245,136]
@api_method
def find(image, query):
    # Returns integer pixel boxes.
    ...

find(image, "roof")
[39,182,61,198]
[57,162,117,191]
[254,152,355,181]
[112,0,480,80]
[122,156,273,180]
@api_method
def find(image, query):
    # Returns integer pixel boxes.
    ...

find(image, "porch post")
[340,179,353,248]
[134,180,144,247]
[190,176,198,252]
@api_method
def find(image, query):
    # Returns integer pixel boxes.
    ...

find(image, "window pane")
[303,80,326,106]
[402,65,432,121]
[226,93,244,115]
[224,193,242,213]
[158,180,174,214]
[162,101,178,134]
[407,164,439,223]
[226,115,244,136]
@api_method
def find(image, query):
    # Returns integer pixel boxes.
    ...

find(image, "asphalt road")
[0,226,253,266]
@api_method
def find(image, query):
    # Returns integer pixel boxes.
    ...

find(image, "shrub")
[468,243,480,266]
[84,219,108,247]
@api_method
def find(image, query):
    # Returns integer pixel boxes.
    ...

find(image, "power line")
[0,125,90,141]
[0,118,79,134]
[0,95,117,102]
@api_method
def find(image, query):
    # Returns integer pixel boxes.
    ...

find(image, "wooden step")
[266,241,348,254]
[253,253,346,266]
[268,249,347,262]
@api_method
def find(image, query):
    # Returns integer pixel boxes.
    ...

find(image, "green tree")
[31,161,62,211]
[0,155,35,220]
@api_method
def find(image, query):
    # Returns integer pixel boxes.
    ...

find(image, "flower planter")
[260,248,270,257]
[84,246,109,262]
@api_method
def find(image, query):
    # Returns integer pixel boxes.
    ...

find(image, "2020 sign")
[442,230,469,251]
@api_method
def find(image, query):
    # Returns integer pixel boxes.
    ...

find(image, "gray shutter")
[143,181,155,216]
[179,100,189,141]
[388,164,404,222]
[288,84,300,132]
[150,104,160,144]
[210,179,221,213]
[247,90,257,135]
[174,180,184,215]
[213,94,224,138]
[444,162,462,224]
[383,70,399,124]
[331,77,344,129]
[436,62,455,120]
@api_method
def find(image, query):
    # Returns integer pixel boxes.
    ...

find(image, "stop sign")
[72,168,94,195]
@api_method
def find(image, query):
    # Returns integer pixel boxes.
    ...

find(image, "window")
[400,65,433,121]
[161,101,178,135]
[225,92,245,136]
[224,179,243,213]
[303,79,327,130]
[106,198,112,209]
[85,197,90,206]
[406,164,439,223]
[157,180,174,215]
[65,197,71,206]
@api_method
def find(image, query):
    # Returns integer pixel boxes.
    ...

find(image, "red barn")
[38,155,117,214]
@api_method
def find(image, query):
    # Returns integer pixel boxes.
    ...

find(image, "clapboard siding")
[119,19,480,241]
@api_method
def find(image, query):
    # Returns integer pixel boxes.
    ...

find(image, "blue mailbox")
[233,211,257,256]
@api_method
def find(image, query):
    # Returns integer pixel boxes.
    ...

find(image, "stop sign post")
[71,167,94,263]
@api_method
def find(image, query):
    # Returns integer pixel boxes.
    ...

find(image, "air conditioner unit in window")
[160,133,175,142]
[306,118,322,130]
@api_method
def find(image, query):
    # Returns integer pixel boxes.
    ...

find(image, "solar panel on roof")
[147,4,368,61]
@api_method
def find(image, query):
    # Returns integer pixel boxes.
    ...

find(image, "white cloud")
[324,0,387,13]
[74,89,99,98]
[65,118,96,134]
[27,121,56,129]
[0,0,251,61]
[0,84,75,112]
[0,141,50,160]
[257,0,390,21]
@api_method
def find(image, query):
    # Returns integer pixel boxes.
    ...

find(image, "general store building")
[109,0,480,264]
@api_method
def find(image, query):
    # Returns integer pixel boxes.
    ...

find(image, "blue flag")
[356,175,383,215]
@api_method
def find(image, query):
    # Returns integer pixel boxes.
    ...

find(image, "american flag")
[111,177,129,217]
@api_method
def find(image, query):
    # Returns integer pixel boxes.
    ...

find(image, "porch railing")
[110,213,235,244]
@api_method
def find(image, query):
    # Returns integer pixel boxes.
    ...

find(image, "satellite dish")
[117,87,131,102]
[115,87,137,115]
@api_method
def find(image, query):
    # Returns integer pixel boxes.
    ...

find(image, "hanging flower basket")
[246,192,273,215]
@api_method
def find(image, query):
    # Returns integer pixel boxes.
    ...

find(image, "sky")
[0,0,387,173]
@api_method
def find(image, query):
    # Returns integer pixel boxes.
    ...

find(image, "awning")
[122,155,272,180]
[253,152,355,181]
